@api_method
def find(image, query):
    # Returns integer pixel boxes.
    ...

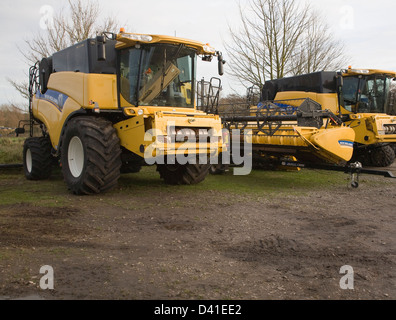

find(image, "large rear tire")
[61,117,121,195]
[369,144,395,167]
[157,163,211,185]
[23,137,53,180]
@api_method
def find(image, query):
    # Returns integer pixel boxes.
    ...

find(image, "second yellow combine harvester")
[200,69,396,185]
[259,68,396,167]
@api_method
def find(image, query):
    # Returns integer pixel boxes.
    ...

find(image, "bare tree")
[225,0,348,89]
[290,13,348,75]
[9,0,120,107]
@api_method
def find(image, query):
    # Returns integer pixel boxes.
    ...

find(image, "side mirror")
[15,127,25,136]
[97,35,106,61]
[217,52,226,76]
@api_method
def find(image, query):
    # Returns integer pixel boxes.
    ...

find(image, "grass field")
[0,136,390,204]
[0,164,382,208]
[0,137,25,164]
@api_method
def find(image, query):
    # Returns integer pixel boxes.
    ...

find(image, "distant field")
[0,137,25,164]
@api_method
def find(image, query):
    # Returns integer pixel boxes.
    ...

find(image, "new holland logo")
[339,140,354,148]
[36,90,68,111]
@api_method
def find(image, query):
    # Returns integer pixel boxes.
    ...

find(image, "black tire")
[23,137,53,180]
[370,144,395,167]
[157,163,211,185]
[120,162,142,174]
[60,117,121,195]
[120,150,143,174]
[209,164,227,175]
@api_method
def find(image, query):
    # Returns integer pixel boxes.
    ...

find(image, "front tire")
[61,117,121,195]
[157,163,211,185]
[209,164,227,175]
[23,137,53,180]
[370,144,395,167]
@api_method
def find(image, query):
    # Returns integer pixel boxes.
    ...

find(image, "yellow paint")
[310,127,355,162]
[32,96,81,150]
[114,115,146,156]
[115,32,216,55]
[274,91,339,114]
[47,72,118,109]
[248,125,355,163]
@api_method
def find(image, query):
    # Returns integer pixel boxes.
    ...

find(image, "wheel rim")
[26,148,32,173]
[68,136,84,178]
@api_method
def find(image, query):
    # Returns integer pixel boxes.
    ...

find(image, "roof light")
[203,44,216,54]
[349,69,370,74]
[121,34,153,42]
[119,28,125,33]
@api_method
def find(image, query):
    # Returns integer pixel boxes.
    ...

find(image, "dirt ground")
[0,162,395,301]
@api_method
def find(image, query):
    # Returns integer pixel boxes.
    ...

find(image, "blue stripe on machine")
[36,90,68,110]
[338,140,354,148]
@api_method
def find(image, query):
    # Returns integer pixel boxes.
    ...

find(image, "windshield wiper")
[160,44,184,92]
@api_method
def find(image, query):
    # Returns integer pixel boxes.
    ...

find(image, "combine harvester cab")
[19,31,226,194]
[263,69,396,167]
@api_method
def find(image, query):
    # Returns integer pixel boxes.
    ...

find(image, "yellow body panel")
[47,72,85,106]
[116,32,216,55]
[248,125,354,163]
[346,114,396,144]
[32,96,81,150]
[123,106,206,117]
[47,72,118,109]
[116,111,224,158]
[83,74,118,109]
[114,115,146,156]
[153,111,222,135]
[310,127,355,163]
[274,91,339,114]
[342,68,396,77]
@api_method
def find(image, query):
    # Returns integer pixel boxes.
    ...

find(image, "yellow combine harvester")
[17,31,226,194]
[261,68,396,167]
[198,78,357,169]
[199,74,395,185]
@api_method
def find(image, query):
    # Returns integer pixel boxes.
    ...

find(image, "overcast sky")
[1,0,396,107]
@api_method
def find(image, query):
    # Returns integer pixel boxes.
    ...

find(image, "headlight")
[137,109,144,116]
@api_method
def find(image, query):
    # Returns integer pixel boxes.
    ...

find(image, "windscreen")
[119,44,196,108]
[342,75,390,113]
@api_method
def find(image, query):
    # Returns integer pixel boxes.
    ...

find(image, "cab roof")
[115,32,217,56]
[342,68,396,77]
